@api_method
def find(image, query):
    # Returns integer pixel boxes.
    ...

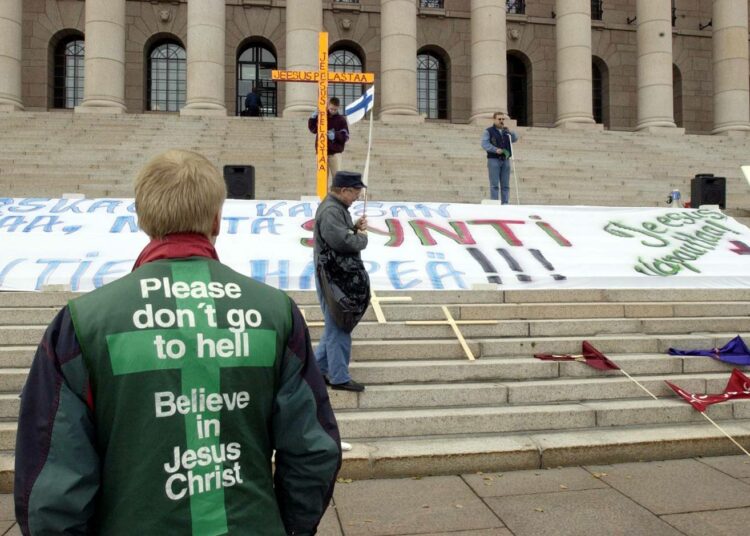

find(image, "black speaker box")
[223,165,255,200]
[690,173,725,209]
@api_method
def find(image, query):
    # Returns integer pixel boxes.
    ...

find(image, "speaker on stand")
[690,173,726,209]
[223,165,255,200]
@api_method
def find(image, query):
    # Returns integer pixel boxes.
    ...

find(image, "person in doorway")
[14,149,340,535]
[481,112,520,204]
[243,85,262,117]
[308,97,350,180]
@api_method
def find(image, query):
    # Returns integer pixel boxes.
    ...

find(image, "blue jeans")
[314,281,352,385]
[487,158,511,204]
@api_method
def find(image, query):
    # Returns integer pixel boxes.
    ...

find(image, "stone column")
[470,0,506,125]
[636,0,680,132]
[712,0,750,134]
[554,0,595,127]
[181,0,227,116]
[76,0,126,114]
[282,0,321,116]
[380,0,421,122]
[0,0,23,112]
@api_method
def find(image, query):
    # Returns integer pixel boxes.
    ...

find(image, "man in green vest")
[14,150,341,535]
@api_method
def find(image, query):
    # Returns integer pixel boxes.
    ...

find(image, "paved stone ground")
[2,455,749,535]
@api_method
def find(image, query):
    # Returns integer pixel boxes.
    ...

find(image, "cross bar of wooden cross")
[272,32,375,199]
[369,289,412,324]
[405,306,497,361]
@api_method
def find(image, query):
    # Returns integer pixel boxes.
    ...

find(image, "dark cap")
[332,171,366,189]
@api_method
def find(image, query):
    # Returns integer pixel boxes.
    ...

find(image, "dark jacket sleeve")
[15,306,99,536]
[273,301,341,536]
[331,116,350,151]
[319,206,368,255]
[307,115,318,134]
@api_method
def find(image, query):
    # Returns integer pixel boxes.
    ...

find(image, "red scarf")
[132,233,219,270]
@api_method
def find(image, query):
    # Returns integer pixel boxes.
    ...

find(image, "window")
[417,52,448,119]
[147,41,186,112]
[507,0,525,15]
[329,48,364,109]
[420,0,444,8]
[53,37,85,109]
[591,0,603,21]
[237,43,278,117]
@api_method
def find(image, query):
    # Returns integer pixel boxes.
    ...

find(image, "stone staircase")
[0,289,749,489]
[0,112,749,216]
[1,113,750,490]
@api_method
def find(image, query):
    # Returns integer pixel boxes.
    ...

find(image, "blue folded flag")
[668,335,750,366]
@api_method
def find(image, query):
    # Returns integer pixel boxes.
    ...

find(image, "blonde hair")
[134,150,226,239]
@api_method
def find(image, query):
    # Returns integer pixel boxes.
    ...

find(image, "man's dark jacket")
[308,113,350,155]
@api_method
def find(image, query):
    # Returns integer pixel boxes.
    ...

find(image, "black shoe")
[331,380,365,392]
[323,375,331,386]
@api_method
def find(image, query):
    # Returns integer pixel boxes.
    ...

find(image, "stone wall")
[18,0,739,133]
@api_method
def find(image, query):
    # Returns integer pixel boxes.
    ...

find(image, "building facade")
[1,0,749,134]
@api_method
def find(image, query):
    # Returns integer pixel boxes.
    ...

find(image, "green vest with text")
[68,258,292,535]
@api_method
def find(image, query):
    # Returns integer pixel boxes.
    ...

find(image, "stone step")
[347,356,741,383]
[0,423,17,451]
[0,369,33,393]
[4,418,748,491]
[3,327,741,360]
[339,420,750,479]
[350,333,748,360]
[0,347,33,368]
[329,371,730,410]
[0,343,740,383]
[336,397,749,439]
[3,289,750,309]
[0,395,19,419]
[0,391,745,451]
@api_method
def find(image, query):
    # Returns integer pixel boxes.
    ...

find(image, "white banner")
[1,198,749,291]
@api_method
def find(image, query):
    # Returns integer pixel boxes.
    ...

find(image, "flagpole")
[362,95,374,216]
[699,412,750,457]
[569,350,660,402]
[624,368,750,457]
[618,369,658,400]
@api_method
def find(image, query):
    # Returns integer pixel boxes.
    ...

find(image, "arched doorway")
[52,33,85,109]
[236,40,278,116]
[507,52,529,126]
[417,48,449,119]
[591,56,609,127]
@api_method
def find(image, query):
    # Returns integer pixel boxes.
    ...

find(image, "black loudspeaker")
[223,165,255,200]
[690,173,726,209]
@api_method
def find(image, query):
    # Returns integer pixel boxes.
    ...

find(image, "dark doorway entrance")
[507,53,528,126]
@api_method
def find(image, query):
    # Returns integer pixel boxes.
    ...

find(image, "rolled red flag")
[534,341,620,371]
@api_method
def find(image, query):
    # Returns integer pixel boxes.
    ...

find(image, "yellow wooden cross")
[405,306,498,361]
[272,32,375,199]
[369,289,412,324]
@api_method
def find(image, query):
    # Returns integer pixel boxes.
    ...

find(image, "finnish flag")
[344,86,375,125]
